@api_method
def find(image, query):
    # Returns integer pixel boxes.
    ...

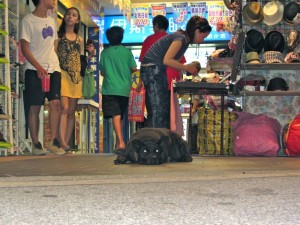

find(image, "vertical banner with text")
[172,2,189,26]
[207,1,224,26]
[132,4,150,27]
[151,4,166,17]
[88,26,100,153]
[190,2,206,18]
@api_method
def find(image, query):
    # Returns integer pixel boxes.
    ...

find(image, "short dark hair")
[31,0,40,7]
[152,15,169,30]
[106,26,124,45]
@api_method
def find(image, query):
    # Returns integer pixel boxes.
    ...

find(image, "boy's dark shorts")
[24,69,61,106]
[102,95,129,119]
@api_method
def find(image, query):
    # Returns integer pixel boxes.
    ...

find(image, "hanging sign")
[151,4,166,17]
[132,4,150,27]
[172,2,189,26]
[190,2,206,18]
[207,1,224,26]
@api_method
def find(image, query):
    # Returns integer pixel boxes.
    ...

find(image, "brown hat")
[243,2,264,26]
[286,30,300,52]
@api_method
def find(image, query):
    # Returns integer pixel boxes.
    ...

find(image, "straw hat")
[245,52,260,64]
[263,1,284,26]
[243,2,264,26]
[286,30,300,52]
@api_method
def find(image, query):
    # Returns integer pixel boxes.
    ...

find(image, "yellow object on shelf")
[0,141,12,148]
[0,85,10,91]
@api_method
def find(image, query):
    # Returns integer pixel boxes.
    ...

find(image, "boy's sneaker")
[32,142,48,155]
[48,138,66,156]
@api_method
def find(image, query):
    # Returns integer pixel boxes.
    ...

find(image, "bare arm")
[81,37,95,61]
[54,38,60,54]
[20,39,47,79]
[163,40,199,75]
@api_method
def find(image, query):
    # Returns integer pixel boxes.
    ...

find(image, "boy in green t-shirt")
[99,26,137,151]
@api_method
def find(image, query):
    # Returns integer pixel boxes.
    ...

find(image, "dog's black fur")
[114,128,193,165]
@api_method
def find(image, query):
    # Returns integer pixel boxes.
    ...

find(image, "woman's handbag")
[82,69,96,99]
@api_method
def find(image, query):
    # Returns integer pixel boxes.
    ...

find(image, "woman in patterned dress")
[55,7,94,150]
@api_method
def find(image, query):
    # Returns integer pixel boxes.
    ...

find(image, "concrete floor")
[1,154,300,225]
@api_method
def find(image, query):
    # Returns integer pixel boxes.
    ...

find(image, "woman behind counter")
[140,16,212,129]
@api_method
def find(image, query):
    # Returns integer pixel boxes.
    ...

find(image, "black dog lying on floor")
[114,128,193,165]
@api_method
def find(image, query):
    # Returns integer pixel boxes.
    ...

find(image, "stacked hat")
[244,29,265,54]
[283,1,300,25]
[245,52,260,64]
[286,30,300,53]
[243,2,264,26]
[244,29,264,64]
[263,31,285,63]
[285,51,300,63]
[263,1,284,26]
[263,51,285,63]
[267,77,289,91]
[264,31,285,52]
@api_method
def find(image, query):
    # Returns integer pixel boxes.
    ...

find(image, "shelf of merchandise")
[8,0,20,154]
[240,91,300,96]
[206,57,233,71]
[0,0,14,156]
[0,0,21,156]
[242,63,300,71]
[76,99,99,154]
[239,0,300,128]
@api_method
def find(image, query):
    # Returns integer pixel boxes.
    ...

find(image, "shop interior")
[1,0,300,157]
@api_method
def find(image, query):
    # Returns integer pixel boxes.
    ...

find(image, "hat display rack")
[241,0,300,68]
[208,0,245,82]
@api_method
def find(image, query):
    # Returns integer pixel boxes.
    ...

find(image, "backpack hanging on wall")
[283,114,300,156]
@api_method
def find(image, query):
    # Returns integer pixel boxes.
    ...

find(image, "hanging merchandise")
[263,1,284,26]
[128,86,145,122]
[242,1,264,26]
[283,1,300,25]
[207,1,224,26]
[151,4,166,17]
[190,2,206,18]
[172,2,188,26]
[132,4,149,27]
[128,71,145,122]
